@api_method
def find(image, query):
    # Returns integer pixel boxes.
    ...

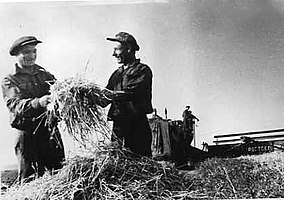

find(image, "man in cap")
[182,105,199,145]
[1,36,65,183]
[102,32,153,157]
[182,105,191,131]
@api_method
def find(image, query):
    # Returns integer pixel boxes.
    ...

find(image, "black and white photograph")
[1,0,284,199]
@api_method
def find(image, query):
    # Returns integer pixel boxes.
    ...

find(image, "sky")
[1,0,284,168]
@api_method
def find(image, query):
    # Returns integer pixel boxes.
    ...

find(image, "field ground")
[1,168,17,195]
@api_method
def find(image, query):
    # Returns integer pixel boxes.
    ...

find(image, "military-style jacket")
[1,64,55,131]
[106,59,153,120]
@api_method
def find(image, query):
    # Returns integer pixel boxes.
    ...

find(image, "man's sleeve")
[1,77,43,118]
[45,71,57,86]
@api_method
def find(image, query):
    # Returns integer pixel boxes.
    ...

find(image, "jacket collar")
[14,63,42,75]
[127,58,140,68]
[121,59,140,70]
[117,59,141,73]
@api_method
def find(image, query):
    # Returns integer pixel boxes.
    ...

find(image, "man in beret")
[1,36,65,183]
[102,32,153,157]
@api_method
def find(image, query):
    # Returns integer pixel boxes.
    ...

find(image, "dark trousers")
[112,114,152,157]
[14,127,65,182]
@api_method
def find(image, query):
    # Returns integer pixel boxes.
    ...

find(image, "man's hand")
[39,95,51,108]
[113,91,127,100]
[101,89,131,101]
[102,88,115,100]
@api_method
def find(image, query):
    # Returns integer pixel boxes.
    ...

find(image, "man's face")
[16,45,37,67]
[112,42,129,64]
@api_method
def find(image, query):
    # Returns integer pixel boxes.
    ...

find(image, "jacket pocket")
[10,113,38,132]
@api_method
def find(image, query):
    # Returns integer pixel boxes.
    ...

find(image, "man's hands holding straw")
[102,88,131,101]
[95,88,130,108]
[101,88,115,100]
[80,87,114,108]
[39,95,52,108]
[39,95,56,113]
[73,86,133,109]
[39,87,130,109]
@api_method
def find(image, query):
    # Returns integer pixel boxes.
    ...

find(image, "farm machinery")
[207,128,284,158]
[148,113,207,169]
[149,112,284,168]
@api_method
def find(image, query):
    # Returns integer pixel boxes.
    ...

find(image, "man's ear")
[127,45,132,53]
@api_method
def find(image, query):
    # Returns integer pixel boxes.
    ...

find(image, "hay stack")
[2,145,196,200]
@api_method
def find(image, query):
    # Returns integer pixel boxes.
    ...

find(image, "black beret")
[107,32,140,51]
[9,36,42,56]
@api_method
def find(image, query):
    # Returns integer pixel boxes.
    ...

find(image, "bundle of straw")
[47,76,112,150]
[2,145,197,200]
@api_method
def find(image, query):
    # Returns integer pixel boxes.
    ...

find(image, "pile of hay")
[2,145,198,200]
[190,151,284,199]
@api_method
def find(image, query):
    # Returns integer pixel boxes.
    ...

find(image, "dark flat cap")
[107,32,140,51]
[9,36,42,56]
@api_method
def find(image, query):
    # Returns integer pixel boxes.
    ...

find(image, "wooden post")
[193,121,196,147]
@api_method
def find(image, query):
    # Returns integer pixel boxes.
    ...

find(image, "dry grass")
[191,151,284,198]
[2,145,197,200]
[47,76,112,151]
[241,151,284,173]
[4,148,284,199]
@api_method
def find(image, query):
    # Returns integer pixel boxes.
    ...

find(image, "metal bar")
[214,134,284,144]
[273,139,284,143]
[213,138,240,144]
[213,138,284,146]
[214,128,284,138]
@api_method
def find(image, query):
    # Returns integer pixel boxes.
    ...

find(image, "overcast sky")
[1,0,284,167]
